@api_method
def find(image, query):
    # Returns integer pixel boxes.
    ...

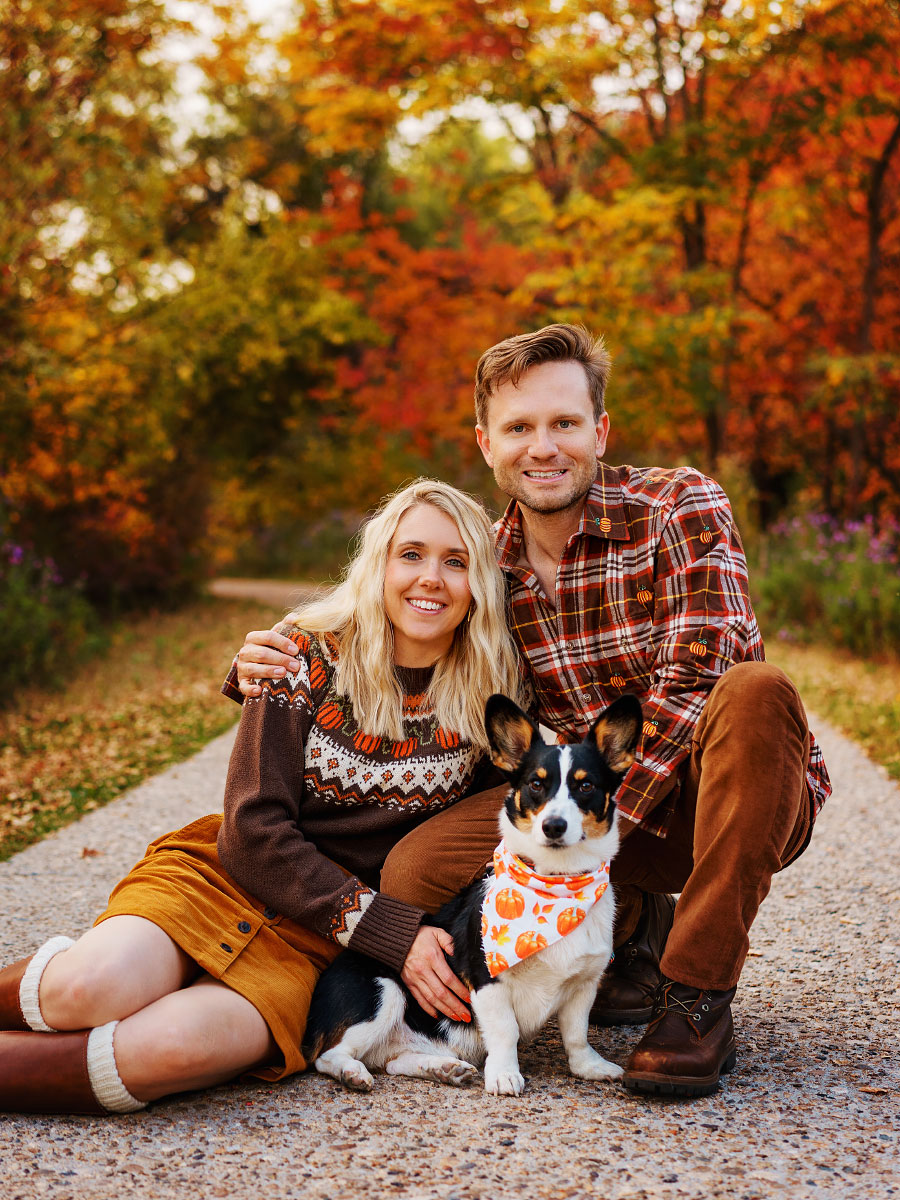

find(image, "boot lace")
[653,981,707,1022]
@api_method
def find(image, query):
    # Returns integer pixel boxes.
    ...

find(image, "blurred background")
[3,0,899,670]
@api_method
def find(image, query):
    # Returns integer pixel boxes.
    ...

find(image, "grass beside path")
[2,595,897,863]
[765,641,900,782]
[0,596,284,862]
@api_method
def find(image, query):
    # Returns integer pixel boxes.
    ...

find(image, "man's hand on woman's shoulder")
[236,629,303,697]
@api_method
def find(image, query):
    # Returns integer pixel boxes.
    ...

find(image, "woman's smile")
[406,597,447,612]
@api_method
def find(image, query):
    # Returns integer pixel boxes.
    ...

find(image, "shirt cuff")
[221,661,244,705]
[347,893,427,972]
[615,762,681,835]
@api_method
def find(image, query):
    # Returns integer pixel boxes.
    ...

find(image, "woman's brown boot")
[0,936,74,1031]
[0,1024,146,1115]
[0,1031,105,1114]
[0,957,33,1031]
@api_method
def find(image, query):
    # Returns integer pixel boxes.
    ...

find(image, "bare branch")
[638,90,661,144]
[650,1,672,135]
[670,0,692,124]
[566,106,632,160]
[860,109,900,353]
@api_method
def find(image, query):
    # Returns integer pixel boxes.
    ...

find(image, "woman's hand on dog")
[236,630,302,697]
[402,927,472,1023]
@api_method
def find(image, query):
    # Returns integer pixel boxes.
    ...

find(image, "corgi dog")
[302,692,642,1096]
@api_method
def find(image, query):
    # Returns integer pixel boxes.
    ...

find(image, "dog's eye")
[528,779,543,794]
[578,780,594,793]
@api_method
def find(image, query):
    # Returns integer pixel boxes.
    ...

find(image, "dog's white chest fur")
[484,889,615,1040]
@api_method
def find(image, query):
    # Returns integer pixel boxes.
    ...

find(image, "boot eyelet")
[693,1013,701,1021]
[701,1004,709,1011]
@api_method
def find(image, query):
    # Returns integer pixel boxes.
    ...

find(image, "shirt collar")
[493,463,631,570]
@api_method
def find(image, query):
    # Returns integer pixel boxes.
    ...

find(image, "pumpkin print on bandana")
[481,840,611,977]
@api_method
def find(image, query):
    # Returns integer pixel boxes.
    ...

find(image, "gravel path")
[2,712,897,1200]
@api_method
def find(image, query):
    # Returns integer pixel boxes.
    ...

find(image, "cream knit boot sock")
[17,935,75,1032]
[86,1021,147,1113]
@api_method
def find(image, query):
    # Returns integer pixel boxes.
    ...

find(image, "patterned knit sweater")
[218,629,495,972]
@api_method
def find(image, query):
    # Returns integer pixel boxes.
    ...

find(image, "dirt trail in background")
[207,577,323,611]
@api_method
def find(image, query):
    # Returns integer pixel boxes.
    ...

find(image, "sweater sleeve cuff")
[346,893,426,972]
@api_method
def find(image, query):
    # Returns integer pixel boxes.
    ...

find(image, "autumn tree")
[0,0,198,598]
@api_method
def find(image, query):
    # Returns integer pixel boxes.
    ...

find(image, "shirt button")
[581,692,593,703]
[220,943,233,953]
[238,921,251,934]
[263,908,278,920]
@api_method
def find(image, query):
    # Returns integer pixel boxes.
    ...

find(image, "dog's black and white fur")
[302,692,642,1096]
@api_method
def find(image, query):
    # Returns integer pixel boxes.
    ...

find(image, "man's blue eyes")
[508,421,575,432]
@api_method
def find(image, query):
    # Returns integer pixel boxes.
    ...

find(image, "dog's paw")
[429,1060,478,1087]
[569,1051,623,1082]
[339,1063,375,1092]
[484,1067,525,1096]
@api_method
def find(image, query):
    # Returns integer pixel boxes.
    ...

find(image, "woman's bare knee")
[39,917,195,1029]
[39,951,109,1029]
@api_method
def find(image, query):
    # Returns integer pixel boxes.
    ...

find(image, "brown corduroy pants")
[380,662,814,993]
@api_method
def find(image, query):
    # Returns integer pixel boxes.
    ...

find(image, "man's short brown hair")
[474,323,612,427]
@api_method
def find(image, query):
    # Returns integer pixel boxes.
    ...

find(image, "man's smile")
[524,469,568,479]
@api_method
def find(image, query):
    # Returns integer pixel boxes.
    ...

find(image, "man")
[230,323,830,1096]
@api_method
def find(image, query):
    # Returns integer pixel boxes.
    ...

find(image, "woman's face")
[383,504,473,667]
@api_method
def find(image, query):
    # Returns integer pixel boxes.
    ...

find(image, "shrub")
[0,539,102,697]
[753,514,900,658]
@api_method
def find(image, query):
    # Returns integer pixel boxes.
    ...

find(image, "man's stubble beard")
[495,458,600,518]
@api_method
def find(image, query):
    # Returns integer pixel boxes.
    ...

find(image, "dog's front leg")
[558,980,624,1081]
[470,984,524,1096]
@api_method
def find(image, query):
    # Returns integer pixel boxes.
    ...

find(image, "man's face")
[475,361,610,516]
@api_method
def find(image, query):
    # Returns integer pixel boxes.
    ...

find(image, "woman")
[0,480,521,1114]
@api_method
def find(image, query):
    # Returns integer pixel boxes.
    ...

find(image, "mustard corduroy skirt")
[95,813,340,1081]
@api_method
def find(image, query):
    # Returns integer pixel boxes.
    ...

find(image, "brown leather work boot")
[590,892,676,1026]
[622,981,738,1097]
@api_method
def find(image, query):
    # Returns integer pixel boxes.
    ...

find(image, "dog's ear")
[588,694,643,774]
[485,694,541,773]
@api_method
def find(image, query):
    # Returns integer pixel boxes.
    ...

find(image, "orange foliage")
[320,200,540,461]
[5,0,900,610]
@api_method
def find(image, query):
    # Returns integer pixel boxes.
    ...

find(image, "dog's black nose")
[542,815,567,841]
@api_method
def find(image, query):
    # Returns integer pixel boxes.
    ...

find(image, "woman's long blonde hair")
[284,479,521,750]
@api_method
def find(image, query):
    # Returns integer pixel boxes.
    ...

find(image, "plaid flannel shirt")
[494,463,831,837]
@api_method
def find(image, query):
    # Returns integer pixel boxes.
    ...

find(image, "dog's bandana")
[480,839,611,977]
